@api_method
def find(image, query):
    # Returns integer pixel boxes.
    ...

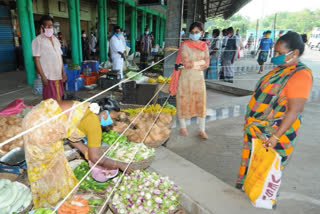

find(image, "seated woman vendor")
[22,98,132,208]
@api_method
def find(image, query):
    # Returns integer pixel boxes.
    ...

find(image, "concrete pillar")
[186,0,196,36]
[164,0,184,77]
[68,0,82,64]
[130,6,137,54]
[17,0,36,85]
[148,14,153,32]
[98,0,108,62]
[141,11,146,36]
[155,16,160,45]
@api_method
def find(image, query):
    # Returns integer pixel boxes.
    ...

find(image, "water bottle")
[33,75,43,95]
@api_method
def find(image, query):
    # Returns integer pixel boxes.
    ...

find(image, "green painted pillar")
[148,14,153,32]
[155,16,160,45]
[122,4,126,30]
[117,1,124,29]
[141,11,146,36]
[130,6,137,54]
[68,0,82,65]
[98,0,108,62]
[17,0,36,85]
[159,18,164,47]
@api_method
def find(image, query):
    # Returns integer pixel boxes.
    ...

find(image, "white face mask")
[82,34,86,38]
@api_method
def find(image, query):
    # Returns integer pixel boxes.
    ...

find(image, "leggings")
[179,117,206,132]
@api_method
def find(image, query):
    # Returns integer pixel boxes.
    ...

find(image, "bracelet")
[272,134,280,140]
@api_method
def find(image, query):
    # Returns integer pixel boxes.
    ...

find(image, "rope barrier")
[0,50,178,149]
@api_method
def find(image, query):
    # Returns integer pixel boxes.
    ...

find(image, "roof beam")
[214,0,223,16]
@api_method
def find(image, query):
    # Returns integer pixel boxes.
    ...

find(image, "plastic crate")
[84,76,97,85]
[65,68,81,81]
[98,78,120,90]
[81,60,99,72]
[136,83,158,105]
[122,81,136,89]
[157,96,176,107]
[66,78,84,91]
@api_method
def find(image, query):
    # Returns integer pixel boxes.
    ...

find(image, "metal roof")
[184,0,251,21]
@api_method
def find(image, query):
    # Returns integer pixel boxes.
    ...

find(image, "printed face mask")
[189,33,201,41]
[100,110,113,126]
[271,51,293,65]
[44,28,54,37]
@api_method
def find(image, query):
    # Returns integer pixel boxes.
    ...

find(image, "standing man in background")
[256,30,273,74]
[110,26,126,79]
[140,27,152,70]
[90,32,97,57]
[32,15,67,101]
[221,27,238,83]
[81,30,90,61]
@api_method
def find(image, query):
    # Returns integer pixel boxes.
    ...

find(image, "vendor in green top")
[22,98,133,208]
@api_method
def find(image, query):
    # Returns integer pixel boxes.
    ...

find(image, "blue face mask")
[145,31,149,35]
[115,32,120,37]
[271,51,293,65]
[100,110,113,127]
[189,33,201,41]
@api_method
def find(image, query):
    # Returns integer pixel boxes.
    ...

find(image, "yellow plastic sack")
[243,138,282,209]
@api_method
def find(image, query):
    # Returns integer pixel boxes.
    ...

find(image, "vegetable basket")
[101,146,154,170]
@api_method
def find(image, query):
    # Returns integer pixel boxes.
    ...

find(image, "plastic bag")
[0,99,33,116]
[243,138,282,209]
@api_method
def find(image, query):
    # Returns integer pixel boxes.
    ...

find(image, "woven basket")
[144,136,169,148]
[101,146,153,170]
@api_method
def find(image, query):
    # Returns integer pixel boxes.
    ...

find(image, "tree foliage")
[205,9,320,35]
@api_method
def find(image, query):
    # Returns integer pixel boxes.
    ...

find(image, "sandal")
[200,131,208,139]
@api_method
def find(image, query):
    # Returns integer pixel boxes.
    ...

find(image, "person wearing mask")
[207,29,221,79]
[221,27,238,82]
[140,27,152,70]
[236,32,312,208]
[32,15,67,101]
[203,32,210,47]
[81,30,90,61]
[22,98,134,208]
[110,26,126,79]
[256,30,273,73]
[90,32,97,57]
[169,22,210,139]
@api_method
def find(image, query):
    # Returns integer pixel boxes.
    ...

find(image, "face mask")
[181,31,185,36]
[189,33,201,41]
[271,51,293,65]
[145,31,149,35]
[115,32,120,37]
[44,28,54,37]
[206,35,210,38]
[228,33,232,37]
[82,34,86,37]
[100,110,113,127]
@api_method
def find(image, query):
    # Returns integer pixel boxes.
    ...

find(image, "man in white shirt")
[110,26,126,78]
[32,15,67,101]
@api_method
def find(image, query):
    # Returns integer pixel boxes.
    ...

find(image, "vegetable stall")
[0,99,186,214]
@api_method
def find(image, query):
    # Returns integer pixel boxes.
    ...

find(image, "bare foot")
[180,128,188,136]
[200,131,208,139]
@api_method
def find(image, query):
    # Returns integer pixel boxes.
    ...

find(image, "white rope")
[0,50,178,148]
[98,94,171,214]
[51,75,172,214]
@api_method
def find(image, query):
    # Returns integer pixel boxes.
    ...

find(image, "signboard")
[138,0,164,6]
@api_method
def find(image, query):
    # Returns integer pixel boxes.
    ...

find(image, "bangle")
[272,134,280,140]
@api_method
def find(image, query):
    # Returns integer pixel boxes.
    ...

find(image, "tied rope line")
[98,94,171,214]
[51,74,173,214]
[0,50,178,149]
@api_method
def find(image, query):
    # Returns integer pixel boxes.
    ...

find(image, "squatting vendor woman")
[236,32,313,205]
[22,98,133,208]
